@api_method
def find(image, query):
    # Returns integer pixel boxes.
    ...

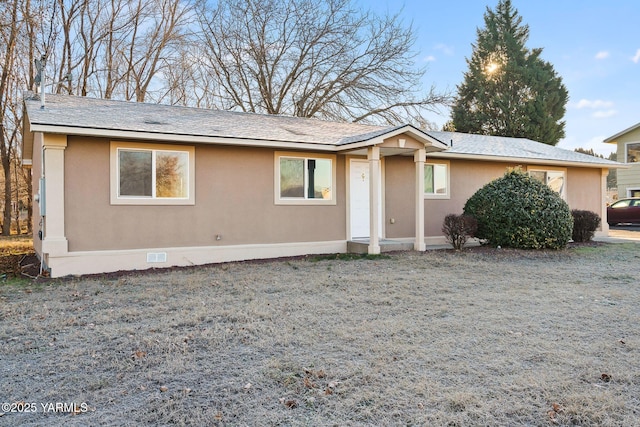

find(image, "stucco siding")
[64,137,346,252]
[384,158,607,239]
[384,156,415,239]
[424,160,518,237]
[383,158,519,238]
[565,167,604,214]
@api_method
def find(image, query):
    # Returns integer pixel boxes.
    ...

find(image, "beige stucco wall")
[64,137,346,252]
[565,166,604,213]
[383,156,415,238]
[384,158,519,238]
[38,133,609,261]
[423,160,520,237]
[383,157,606,239]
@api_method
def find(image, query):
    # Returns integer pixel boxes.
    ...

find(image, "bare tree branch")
[196,0,450,124]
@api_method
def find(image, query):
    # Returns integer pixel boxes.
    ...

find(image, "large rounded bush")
[463,169,573,249]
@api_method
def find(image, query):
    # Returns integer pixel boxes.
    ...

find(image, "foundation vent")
[147,252,167,263]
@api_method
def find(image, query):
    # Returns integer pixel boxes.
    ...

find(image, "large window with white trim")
[275,152,336,205]
[111,142,195,205]
[424,161,449,198]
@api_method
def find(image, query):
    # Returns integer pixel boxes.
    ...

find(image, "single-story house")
[604,122,640,198]
[22,94,622,277]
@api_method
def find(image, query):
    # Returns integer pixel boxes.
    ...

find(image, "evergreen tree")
[574,148,602,158]
[451,0,568,145]
[607,152,617,190]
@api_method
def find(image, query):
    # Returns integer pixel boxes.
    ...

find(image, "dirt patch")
[1,243,639,426]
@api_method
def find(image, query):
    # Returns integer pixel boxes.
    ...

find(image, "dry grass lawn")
[0,235,36,279]
[1,243,639,426]
[0,236,32,256]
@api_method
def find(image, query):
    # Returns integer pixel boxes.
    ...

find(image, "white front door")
[349,159,381,239]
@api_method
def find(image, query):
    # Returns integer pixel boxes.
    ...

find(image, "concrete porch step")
[347,239,414,254]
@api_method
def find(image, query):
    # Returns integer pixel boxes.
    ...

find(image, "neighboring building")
[22,95,622,277]
[604,122,640,198]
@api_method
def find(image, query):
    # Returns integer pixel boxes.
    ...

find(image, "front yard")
[1,244,639,426]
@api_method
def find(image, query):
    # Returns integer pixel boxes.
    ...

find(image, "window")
[626,142,640,163]
[628,188,640,198]
[275,152,336,205]
[111,142,195,205]
[119,149,189,198]
[529,168,566,198]
[424,162,449,198]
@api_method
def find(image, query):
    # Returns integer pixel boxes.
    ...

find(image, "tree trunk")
[2,154,11,235]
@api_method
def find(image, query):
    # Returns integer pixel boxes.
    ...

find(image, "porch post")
[41,134,69,256]
[368,146,381,254]
[600,168,610,235]
[414,148,426,251]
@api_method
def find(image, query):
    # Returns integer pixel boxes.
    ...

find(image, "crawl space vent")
[147,252,167,263]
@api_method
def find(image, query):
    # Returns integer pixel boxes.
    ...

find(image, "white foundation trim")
[45,240,348,278]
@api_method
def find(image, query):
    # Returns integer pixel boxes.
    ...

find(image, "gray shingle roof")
[25,94,389,146]
[25,94,621,168]
[426,131,619,167]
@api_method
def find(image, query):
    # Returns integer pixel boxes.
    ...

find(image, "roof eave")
[428,151,628,169]
[27,123,339,152]
[603,122,640,143]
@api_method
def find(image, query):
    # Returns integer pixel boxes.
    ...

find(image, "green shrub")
[442,214,478,250]
[463,169,573,249]
[571,210,601,242]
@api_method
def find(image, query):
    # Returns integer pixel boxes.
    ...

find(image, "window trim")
[110,141,195,205]
[626,187,640,198]
[424,160,450,199]
[527,166,567,199]
[274,151,337,205]
[624,141,640,163]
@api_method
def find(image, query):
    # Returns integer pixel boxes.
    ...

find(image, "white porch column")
[414,148,426,251]
[368,146,381,254]
[600,168,610,235]
[41,134,69,256]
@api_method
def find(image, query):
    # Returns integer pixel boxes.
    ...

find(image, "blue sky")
[360,0,640,156]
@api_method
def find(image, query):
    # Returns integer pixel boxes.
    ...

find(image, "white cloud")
[423,55,436,62]
[632,49,640,63]
[595,51,609,60]
[592,109,617,119]
[575,99,614,109]
[583,136,610,155]
[434,43,454,56]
